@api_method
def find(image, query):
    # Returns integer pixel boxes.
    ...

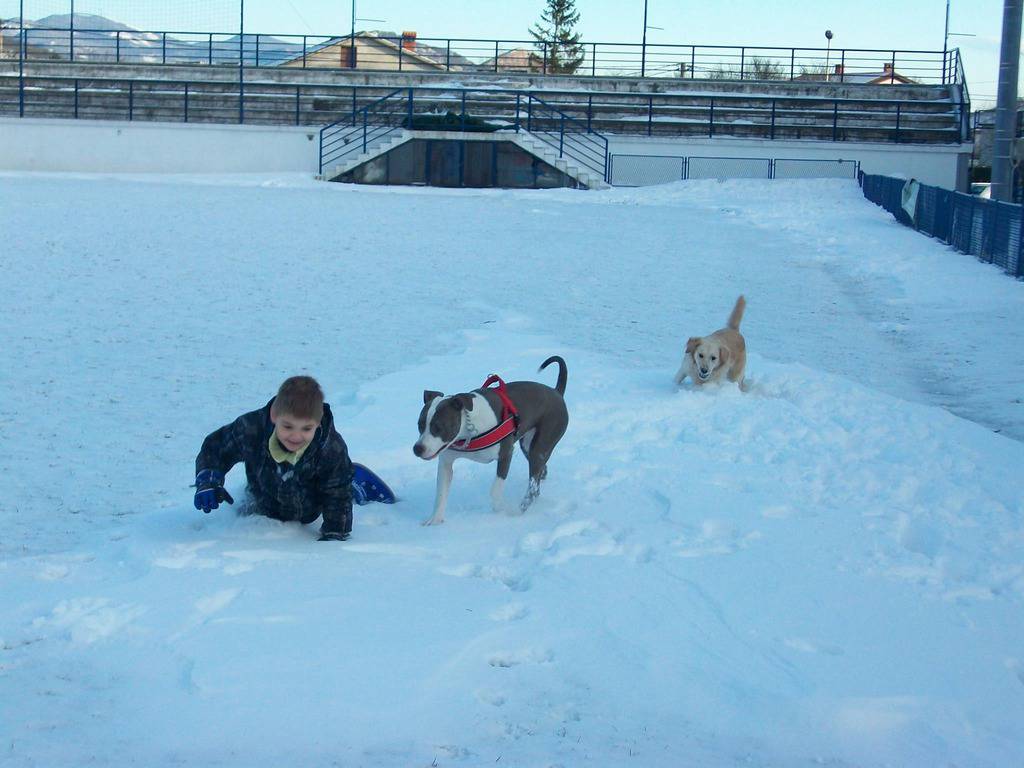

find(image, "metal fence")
[609,154,860,186]
[860,173,1023,279]
[0,15,966,85]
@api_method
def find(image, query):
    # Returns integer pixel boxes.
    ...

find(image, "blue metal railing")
[318,88,408,175]
[942,47,971,142]
[5,24,960,84]
[319,87,609,183]
[523,94,609,181]
[1,74,963,148]
[860,173,1023,279]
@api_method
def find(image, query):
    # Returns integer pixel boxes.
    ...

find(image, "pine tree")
[530,0,584,75]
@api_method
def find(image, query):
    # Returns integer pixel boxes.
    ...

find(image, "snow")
[1,173,1022,767]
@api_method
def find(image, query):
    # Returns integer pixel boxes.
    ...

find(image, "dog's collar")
[449,374,519,452]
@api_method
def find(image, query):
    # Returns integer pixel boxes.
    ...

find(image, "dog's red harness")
[450,374,519,452]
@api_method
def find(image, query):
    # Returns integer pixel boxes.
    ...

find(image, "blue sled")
[351,462,397,505]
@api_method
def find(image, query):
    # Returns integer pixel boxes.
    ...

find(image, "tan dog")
[674,296,747,389]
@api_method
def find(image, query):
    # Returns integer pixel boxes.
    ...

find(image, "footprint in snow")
[673,519,761,558]
[783,637,844,656]
[488,648,553,668]
[518,519,601,554]
[34,597,146,645]
[37,563,71,581]
[221,548,298,575]
[476,690,507,707]
[168,588,243,642]
[153,541,220,570]
[194,588,242,618]
[1004,658,1024,688]
[440,563,531,592]
[489,603,529,622]
[515,519,639,565]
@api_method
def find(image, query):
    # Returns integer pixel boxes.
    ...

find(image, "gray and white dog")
[413,356,569,526]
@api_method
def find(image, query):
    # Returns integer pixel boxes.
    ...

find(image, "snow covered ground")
[1,173,1022,767]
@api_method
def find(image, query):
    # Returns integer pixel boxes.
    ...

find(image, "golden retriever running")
[674,296,747,389]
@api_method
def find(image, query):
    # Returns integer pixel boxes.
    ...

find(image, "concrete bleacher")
[0,60,968,147]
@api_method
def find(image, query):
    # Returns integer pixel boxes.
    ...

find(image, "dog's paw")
[422,515,445,526]
[518,491,540,514]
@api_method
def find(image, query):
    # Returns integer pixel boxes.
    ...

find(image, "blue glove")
[193,469,234,513]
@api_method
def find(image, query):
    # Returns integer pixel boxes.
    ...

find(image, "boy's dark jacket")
[195,399,353,536]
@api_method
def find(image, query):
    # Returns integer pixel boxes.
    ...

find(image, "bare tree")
[748,56,786,80]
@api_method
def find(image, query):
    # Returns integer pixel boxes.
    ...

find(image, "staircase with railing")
[318,87,610,189]
[318,88,409,175]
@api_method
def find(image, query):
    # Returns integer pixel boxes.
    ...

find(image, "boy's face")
[271,410,320,453]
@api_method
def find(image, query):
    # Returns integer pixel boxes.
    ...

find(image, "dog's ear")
[718,346,729,365]
[452,393,474,411]
[685,337,700,355]
[423,389,443,405]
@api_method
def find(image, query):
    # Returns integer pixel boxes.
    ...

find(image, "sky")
[1,0,1013,108]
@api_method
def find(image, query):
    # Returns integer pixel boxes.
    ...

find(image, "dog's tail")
[727,295,746,331]
[539,355,568,395]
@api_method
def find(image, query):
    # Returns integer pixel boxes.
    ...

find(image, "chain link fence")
[860,172,1023,279]
[774,158,861,179]
[609,154,859,186]
[606,154,685,186]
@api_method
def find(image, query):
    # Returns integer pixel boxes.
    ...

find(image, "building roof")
[289,31,449,70]
[793,63,916,85]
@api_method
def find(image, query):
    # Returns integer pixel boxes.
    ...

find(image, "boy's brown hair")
[271,376,324,422]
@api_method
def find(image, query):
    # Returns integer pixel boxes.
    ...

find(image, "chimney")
[834,64,844,75]
[401,31,416,51]
[883,62,893,73]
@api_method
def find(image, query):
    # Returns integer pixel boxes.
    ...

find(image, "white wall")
[0,117,970,190]
[0,118,320,174]
[607,135,970,190]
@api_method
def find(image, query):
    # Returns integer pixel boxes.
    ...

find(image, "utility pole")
[992,0,1023,201]
[18,0,24,116]
[239,0,244,123]
[943,0,950,55]
[641,0,648,78]
[350,0,356,68]
[943,0,950,83]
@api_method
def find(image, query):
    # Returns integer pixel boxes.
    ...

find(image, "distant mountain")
[0,15,481,69]
[34,13,138,32]
[0,14,305,66]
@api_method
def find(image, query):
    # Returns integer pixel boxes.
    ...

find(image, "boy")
[194,376,385,541]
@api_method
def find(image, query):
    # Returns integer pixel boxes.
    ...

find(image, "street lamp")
[824,29,833,81]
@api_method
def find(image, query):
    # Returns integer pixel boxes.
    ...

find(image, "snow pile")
[1,173,1022,767]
